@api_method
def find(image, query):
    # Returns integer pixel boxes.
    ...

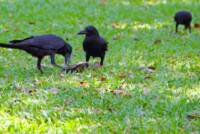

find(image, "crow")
[78,26,108,66]
[0,34,72,73]
[174,11,192,33]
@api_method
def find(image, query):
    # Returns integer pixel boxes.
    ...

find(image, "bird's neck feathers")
[86,33,99,37]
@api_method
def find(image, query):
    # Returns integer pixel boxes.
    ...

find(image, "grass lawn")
[0,0,199,133]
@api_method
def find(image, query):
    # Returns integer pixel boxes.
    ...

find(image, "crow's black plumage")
[0,34,72,73]
[174,11,192,33]
[78,26,108,66]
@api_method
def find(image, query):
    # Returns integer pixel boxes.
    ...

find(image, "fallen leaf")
[28,21,35,25]
[148,66,156,70]
[194,23,200,28]
[118,73,127,79]
[133,37,139,41]
[139,66,156,73]
[46,88,59,94]
[144,76,152,80]
[112,22,126,29]
[100,0,107,5]
[100,76,107,81]
[60,73,65,78]
[80,82,89,87]
[154,39,162,45]
[187,112,200,120]
[16,87,36,94]
[111,88,131,96]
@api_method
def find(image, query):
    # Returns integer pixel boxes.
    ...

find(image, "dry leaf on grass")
[154,39,162,45]
[118,73,127,79]
[111,88,131,96]
[144,76,152,80]
[194,23,200,28]
[100,0,107,5]
[112,22,126,29]
[80,82,89,87]
[28,21,35,25]
[187,112,200,120]
[100,76,107,81]
[139,66,156,73]
[16,87,37,94]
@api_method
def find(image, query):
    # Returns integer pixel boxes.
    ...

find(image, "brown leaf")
[133,37,139,41]
[148,66,156,70]
[194,23,200,29]
[144,76,152,80]
[16,87,37,94]
[187,112,200,120]
[100,76,107,81]
[112,22,126,29]
[111,88,131,96]
[28,21,35,25]
[100,0,107,5]
[112,22,119,29]
[154,39,162,45]
[80,82,89,87]
[119,73,127,79]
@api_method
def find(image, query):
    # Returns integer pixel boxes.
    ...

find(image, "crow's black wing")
[9,36,34,44]
[13,34,66,50]
[99,37,108,51]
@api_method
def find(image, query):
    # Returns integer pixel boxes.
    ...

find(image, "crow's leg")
[50,53,64,69]
[37,57,43,73]
[61,54,71,72]
[86,53,90,63]
[184,25,187,30]
[188,24,192,33]
[176,23,179,33]
[64,53,71,68]
[100,54,105,66]
[185,24,192,33]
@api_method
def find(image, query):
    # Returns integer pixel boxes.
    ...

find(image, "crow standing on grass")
[78,26,108,66]
[174,11,192,33]
[0,34,72,73]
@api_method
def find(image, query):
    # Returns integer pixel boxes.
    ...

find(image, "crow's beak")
[77,30,87,35]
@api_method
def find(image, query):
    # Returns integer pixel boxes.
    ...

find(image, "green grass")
[0,0,199,133]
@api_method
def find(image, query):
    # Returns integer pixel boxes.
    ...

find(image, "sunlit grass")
[0,0,199,133]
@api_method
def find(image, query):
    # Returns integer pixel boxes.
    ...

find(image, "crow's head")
[78,26,99,36]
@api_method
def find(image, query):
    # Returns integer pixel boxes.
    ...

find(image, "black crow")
[78,26,108,66]
[0,34,72,73]
[174,11,192,33]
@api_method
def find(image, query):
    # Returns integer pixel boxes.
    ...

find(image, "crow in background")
[78,26,108,66]
[174,11,192,33]
[0,34,72,73]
